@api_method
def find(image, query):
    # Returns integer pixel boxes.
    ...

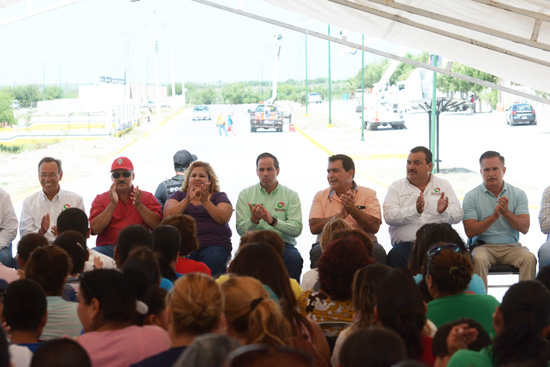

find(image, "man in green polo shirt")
[236,152,303,281]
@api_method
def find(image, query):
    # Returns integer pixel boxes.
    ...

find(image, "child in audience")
[30,339,91,367]
[24,245,82,340]
[152,225,181,283]
[2,279,47,353]
[432,318,490,367]
[161,215,211,275]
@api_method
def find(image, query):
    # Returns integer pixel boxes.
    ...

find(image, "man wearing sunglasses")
[20,157,85,244]
[463,151,536,287]
[89,157,162,258]
[384,146,463,268]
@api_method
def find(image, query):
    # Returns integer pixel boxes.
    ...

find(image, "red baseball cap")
[111,157,134,172]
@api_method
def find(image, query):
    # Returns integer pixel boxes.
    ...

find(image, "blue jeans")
[0,243,16,268]
[539,238,550,269]
[218,124,228,137]
[387,241,413,268]
[188,246,231,277]
[282,243,303,282]
[92,244,116,258]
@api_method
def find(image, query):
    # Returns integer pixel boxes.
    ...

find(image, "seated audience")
[302,219,352,290]
[136,286,169,331]
[55,208,115,271]
[53,230,88,297]
[222,241,303,299]
[432,318,490,367]
[161,214,211,275]
[298,234,374,326]
[425,244,500,338]
[226,242,330,363]
[16,233,49,275]
[331,264,391,367]
[131,273,224,367]
[24,245,82,340]
[114,224,153,268]
[152,225,180,283]
[173,334,240,367]
[408,223,485,301]
[339,327,408,367]
[30,339,91,367]
[221,275,291,346]
[448,280,550,367]
[2,279,47,353]
[375,268,435,366]
[76,269,170,367]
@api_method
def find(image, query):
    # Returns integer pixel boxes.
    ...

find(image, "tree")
[347,59,389,94]
[6,85,41,108]
[389,52,430,84]
[0,91,16,126]
[198,87,218,105]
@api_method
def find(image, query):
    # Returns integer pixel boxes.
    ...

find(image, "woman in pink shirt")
[76,269,170,367]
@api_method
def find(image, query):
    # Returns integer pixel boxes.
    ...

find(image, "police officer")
[154,150,197,207]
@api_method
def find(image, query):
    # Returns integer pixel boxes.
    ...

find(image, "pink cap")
[111,157,134,172]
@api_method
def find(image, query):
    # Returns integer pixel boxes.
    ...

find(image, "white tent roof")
[259,0,550,95]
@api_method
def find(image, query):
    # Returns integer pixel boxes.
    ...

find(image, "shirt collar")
[482,181,507,196]
[328,181,358,198]
[258,182,279,195]
[40,187,62,201]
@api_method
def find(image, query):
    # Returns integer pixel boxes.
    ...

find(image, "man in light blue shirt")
[463,151,536,288]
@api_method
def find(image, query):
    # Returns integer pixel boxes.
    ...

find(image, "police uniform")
[155,175,185,207]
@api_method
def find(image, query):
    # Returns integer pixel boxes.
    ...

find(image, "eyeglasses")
[112,171,132,179]
[427,243,460,274]
[39,173,59,179]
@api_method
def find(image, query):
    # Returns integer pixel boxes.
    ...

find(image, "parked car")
[506,103,536,126]
[192,105,211,121]
[308,92,322,104]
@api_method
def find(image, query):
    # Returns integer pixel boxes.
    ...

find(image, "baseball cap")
[111,157,134,172]
[173,150,197,168]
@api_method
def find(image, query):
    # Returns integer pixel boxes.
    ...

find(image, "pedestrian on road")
[217,113,228,137]
[227,112,235,136]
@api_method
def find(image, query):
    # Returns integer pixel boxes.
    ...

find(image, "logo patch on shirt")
[434,187,441,193]
[277,202,285,208]
[63,204,71,210]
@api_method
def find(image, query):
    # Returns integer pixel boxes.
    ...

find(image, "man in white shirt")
[20,157,85,243]
[383,146,463,267]
[0,188,18,267]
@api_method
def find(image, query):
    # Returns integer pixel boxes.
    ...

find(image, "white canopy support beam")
[191,0,550,105]
[470,0,550,22]
[361,0,550,52]
[0,0,83,27]
[328,0,550,68]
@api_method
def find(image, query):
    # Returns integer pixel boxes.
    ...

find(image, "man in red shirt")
[89,157,162,257]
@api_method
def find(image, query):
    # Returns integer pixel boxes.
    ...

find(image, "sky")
[0,0,408,86]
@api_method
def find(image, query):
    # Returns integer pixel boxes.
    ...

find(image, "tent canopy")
[259,0,549,95]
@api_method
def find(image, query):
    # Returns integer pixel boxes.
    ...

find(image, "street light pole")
[42,61,46,101]
[361,34,365,141]
[58,63,62,99]
[305,33,308,117]
[328,25,332,127]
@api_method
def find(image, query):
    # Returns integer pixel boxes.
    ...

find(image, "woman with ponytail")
[424,243,500,338]
[76,269,170,367]
[374,267,435,366]
[221,275,291,346]
[448,280,550,367]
